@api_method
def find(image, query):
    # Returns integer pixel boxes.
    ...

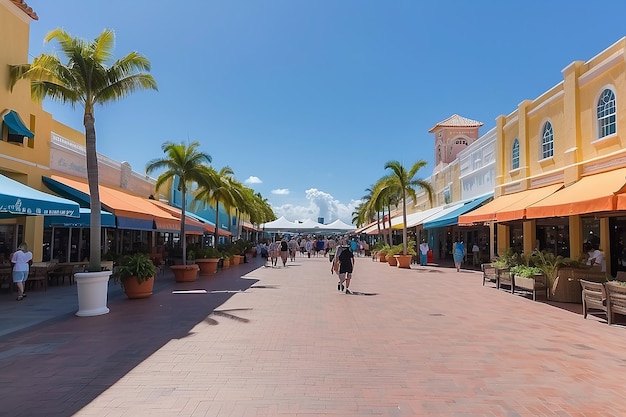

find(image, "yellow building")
[0,2,204,264]
[460,37,626,276]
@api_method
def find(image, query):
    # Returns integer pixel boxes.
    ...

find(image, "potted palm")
[531,249,581,302]
[10,29,157,316]
[195,246,221,275]
[387,244,403,267]
[117,253,156,299]
[395,239,416,269]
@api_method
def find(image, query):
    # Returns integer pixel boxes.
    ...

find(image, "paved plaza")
[1,254,626,417]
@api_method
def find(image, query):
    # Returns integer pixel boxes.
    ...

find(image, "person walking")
[288,238,298,262]
[11,242,32,301]
[419,240,429,266]
[333,244,355,294]
[269,239,280,267]
[472,242,480,266]
[279,238,289,267]
[453,238,465,272]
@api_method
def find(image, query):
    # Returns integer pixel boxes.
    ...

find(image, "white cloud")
[244,176,262,184]
[272,188,290,195]
[272,188,361,225]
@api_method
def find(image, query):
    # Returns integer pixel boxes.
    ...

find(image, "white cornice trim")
[527,90,564,118]
[578,49,624,88]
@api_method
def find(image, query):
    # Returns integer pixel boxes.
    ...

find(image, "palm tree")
[10,28,157,271]
[146,141,212,265]
[380,160,433,255]
[194,166,240,247]
[371,178,397,246]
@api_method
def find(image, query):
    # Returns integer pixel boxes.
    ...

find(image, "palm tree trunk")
[376,212,381,243]
[402,193,408,255]
[386,202,393,246]
[84,113,102,272]
[181,187,187,265]
[214,201,220,247]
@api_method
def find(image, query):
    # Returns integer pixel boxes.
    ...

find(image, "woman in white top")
[11,242,33,301]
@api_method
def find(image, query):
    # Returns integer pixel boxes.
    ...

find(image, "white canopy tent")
[259,216,356,234]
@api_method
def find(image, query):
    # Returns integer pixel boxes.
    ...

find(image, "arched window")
[512,139,520,170]
[541,122,554,159]
[597,88,616,138]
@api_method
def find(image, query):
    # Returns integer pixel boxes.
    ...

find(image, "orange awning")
[526,168,626,219]
[458,183,562,225]
[49,176,204,235]
[148,200,211,234]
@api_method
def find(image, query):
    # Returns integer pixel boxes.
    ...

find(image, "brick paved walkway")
[1,255,625,416]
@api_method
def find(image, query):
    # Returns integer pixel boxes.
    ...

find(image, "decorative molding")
[578,49,624,88]
[503,182,523,194]
[530,172,564,188]
[583,155,626,175]
[527,90,565,118]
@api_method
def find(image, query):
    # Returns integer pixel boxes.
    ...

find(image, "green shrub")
[117,253,156,284]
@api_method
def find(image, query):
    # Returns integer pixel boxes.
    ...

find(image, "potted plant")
[387,244,403,267]
[195,246,221,276]
[376,244,389,263]
[531,249,579,302]
[117,253,156,299]
[395,239,416,269]
[510,264,546,300]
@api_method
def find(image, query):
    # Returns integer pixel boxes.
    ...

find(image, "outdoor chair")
[26,266,48,292]
[580,279,607,321]
[605,281,626,325]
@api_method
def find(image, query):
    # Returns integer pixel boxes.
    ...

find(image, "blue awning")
[117,217,154,231]
[42,176,91,207]
[44,208,115,228]
[423,194,493,230]
[0,174,79,217]
[3,110,34,138]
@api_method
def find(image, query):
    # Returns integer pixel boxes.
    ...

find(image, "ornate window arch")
[512,138,520,170]
[597,88,616,139]
[541,121,554,160]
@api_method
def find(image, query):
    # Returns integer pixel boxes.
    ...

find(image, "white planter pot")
[74,270,112,317]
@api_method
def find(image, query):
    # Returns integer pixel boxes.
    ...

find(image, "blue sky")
[24,0,626,224]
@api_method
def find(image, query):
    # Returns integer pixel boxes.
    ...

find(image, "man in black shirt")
[333,245,355,294]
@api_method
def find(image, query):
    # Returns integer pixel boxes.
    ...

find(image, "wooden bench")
[496,268,513,293]
[580,279,607,321]
[482,263,496,286]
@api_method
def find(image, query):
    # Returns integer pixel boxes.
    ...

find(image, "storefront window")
[582,218,601,249]
[509,224,523,254]
[0,225,16,263]
[536,223,570,257]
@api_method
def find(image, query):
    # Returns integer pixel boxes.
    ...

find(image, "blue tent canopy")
[3,110,34,138]
[423,194,493,230]
[0,174,79,217]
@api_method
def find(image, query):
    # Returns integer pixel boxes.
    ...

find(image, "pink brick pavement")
[1,254,626,416]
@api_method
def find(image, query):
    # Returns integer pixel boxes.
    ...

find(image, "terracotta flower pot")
[377,253,387,262]
[222,258,231,268]
[394,254,412,269]
[171,264,199,282]
[122,276,155,299]
[196,258,220,275]
[387,256,398,267]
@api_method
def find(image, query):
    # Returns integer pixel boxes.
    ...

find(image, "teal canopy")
[3,110,34,138]
[44,208,115,228]
[423,194,493,230]
[0,174,79,217]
